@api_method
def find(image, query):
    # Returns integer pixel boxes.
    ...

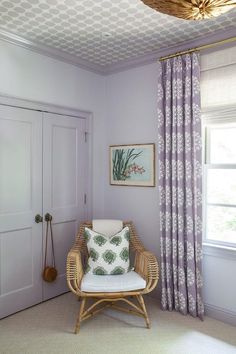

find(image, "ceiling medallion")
[140,0,236,20]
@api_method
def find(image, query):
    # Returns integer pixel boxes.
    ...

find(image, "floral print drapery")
[157,53,204,319]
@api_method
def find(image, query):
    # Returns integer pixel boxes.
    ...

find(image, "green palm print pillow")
[84,226,130,275]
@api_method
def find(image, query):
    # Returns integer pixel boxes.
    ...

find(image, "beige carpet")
[0,293,235,354]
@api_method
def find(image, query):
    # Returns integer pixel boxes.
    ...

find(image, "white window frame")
[202,105,236,254]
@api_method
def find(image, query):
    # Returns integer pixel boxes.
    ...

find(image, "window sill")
[203,243,236,260]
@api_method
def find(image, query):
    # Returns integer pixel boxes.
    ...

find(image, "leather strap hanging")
[42,213,57,282]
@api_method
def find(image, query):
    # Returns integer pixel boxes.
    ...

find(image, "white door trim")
[0,93,93,220]
[0,92,91,119]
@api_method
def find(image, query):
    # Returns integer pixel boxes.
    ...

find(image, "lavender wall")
[105,63,161,295]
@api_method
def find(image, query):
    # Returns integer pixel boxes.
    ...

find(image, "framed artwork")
[109,143,155,187]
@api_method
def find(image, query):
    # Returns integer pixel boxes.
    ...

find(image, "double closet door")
[0,105,87,318]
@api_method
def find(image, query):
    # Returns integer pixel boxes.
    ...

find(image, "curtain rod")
[159,36,236,61]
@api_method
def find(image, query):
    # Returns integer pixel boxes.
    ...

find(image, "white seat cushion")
[81,271,146,293]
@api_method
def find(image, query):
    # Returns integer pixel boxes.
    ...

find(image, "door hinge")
[84,193,87,204]
[84,132,88,142]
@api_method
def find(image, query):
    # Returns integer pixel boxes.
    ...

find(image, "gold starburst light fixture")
[140,0,236,20]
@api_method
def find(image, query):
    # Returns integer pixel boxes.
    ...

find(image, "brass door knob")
[45,213,53,222]
[35,214,43,223]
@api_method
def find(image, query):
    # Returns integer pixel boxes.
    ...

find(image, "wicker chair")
[66,220,159,333]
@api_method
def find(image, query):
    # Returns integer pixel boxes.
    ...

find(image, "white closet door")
[43,113,87,300]
[0,105,43,318]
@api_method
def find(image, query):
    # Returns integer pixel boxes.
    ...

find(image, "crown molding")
[0,28,106,75]
[105,26,236,75]
[0,26,236,76]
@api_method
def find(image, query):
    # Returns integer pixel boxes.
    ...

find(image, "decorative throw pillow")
[84,226,130,275]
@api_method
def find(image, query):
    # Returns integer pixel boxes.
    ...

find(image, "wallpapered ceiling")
[0,0,235,67]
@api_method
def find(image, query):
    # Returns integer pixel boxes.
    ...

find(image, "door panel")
[0,119,32,214]
[43,113,86,300]
[0,105,42,318]
[52,125,77,208]
[1,228,33,294]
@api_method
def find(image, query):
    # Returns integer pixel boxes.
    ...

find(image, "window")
[204,122,236,247]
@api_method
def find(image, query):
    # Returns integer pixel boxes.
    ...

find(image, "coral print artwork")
[110,144,155,186]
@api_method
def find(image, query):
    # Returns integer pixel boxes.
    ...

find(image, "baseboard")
[205,303,236,326]
[146,293,236,326]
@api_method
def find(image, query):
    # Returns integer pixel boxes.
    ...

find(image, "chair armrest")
[66,247,84,296]
[134,250,159,293]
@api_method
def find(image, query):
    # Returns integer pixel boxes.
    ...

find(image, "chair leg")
[137,295,150,329]
[75,298,86,334]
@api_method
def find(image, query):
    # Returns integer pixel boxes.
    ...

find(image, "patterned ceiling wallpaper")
[0,0,235,67]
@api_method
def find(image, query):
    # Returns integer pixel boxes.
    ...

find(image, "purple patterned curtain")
[157,53,204,319]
